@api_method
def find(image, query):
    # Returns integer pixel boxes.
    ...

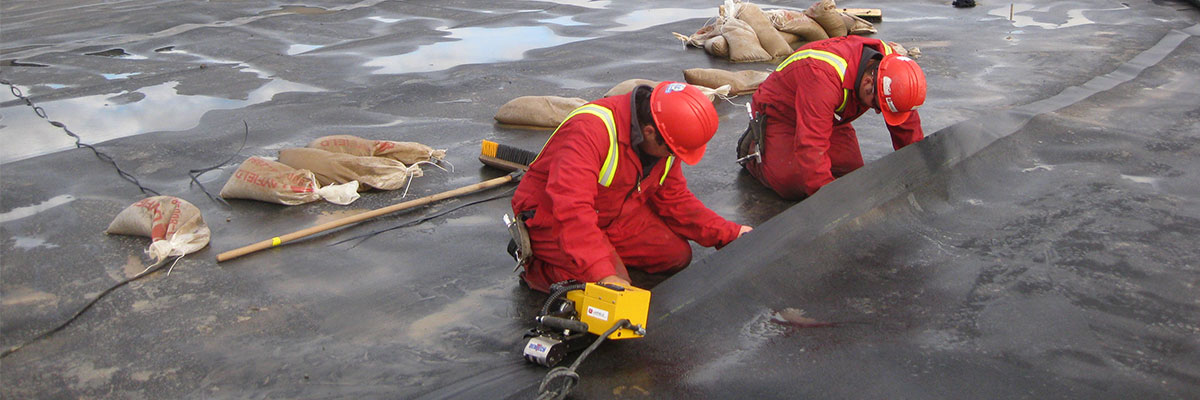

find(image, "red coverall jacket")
[747,36,924,199]
[511,92,741,292]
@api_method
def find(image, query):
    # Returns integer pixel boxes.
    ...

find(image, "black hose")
[536,319,632,400]
[539,283,586,317]
[1,257,176,358]
[188,121,250,208]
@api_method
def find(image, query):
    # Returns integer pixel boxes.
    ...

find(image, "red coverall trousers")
[745,118,865,200]
[521,203,690,293]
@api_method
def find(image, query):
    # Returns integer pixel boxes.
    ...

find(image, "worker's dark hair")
[634,85,655,129]
[866,58,881,76]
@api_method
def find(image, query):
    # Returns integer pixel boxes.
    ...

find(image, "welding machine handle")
[538,316,589,333]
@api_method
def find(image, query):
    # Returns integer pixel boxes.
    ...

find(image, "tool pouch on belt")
[506,210,534,272]
[736,108,767,166]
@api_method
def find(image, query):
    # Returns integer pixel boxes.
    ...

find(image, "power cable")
[1,78,159,196]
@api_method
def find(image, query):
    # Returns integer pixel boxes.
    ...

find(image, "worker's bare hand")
[737,225,753,238]
[598,275,631,287]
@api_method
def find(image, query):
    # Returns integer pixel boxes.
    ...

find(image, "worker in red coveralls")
[738,35,928,199]
[510,82,753,292]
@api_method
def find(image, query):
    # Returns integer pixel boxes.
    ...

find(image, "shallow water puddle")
[609,7,715,32]
[364,6,714,75]
[12,236,61,250]
[101,72,141,80]
[85,48,148,60]
[0,78,320,163]
[526,0,613,10]
[0,194,75,223]
[261,5,335,16]
[365,25,592,74]
[286,44,324,55]
[989,3,1129,29]
[368,16,401,24]
[539,15,586,27]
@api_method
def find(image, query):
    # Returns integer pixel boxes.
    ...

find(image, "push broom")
[216,140,538,262]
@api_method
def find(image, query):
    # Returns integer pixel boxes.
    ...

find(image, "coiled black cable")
[536,319,632,400]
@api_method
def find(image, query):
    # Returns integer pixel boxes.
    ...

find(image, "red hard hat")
[649,82,719,165]
[876,53,927,126]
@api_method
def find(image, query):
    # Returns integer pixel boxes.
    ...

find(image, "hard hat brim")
[881,107,913,126]
[674,143,705,165]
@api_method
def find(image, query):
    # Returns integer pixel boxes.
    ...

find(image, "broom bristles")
[480,140,538,172]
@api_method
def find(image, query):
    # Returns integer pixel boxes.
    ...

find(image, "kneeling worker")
[740,36,928,200]
[511,82,752,292]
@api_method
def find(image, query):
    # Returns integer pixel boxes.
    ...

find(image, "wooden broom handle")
[216,174,516,263]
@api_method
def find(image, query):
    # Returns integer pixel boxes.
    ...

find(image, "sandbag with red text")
[219,156,360,205]
[105,196,211,264]
[307,135,446,165]
[278,148,424,191]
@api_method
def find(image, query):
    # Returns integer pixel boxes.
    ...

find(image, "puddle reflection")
[988,3,1129,29]
[365,25,592,74]
[0,79,320,163]
[527,0,612,10]
[102,72,141,80]
[287,44,324,55]
[610,8,714,32]
[0,194,75,223]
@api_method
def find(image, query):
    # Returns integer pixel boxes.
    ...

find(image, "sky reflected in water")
[0,79,320,163]
[364,25,592,74]
[610,8,715,32]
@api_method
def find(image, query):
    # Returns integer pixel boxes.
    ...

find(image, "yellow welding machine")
[565,283,650,339]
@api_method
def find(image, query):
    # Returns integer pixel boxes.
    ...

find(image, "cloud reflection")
[365,25,592,75]
[610,8,715,32]
[0,79,320,163]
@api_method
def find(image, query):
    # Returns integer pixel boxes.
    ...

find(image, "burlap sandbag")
[604,80,729,102]
[494,96,588,128]
[683,68,771,96]
[308,135,445,165]
[841,12,876,35]
[805,0,847,38]
[720,17,772,63]
[106,196,210,264]
[888,41,921,59]
[776,31,802,49]
[278,148,423,191]
[697,84,732,101]
[764,9,806,27]
[605,79,660,98]
[774,12,829,42]
[219,156,360,205]
[734,3,792,58]
[672,23,721,48]
[704,35,730,58]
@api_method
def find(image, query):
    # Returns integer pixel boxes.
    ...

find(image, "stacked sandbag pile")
[220,135,445,204]
[674,0,879,63]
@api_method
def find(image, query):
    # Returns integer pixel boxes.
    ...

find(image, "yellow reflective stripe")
[837,89,849,113]
[658,155,675,185]
[881,42,893,56]
[775,49,847,82]
[534,104,619,186]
